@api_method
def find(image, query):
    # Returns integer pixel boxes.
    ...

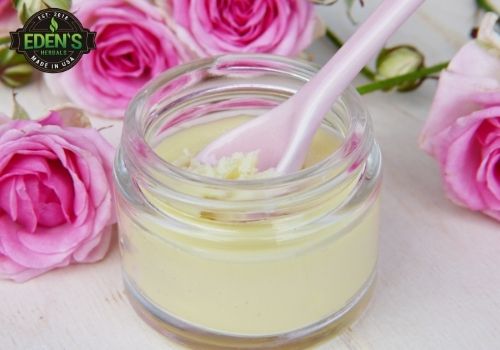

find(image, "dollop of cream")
[174,149,275,180]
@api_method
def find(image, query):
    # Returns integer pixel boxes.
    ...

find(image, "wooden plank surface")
[1,1,499,349]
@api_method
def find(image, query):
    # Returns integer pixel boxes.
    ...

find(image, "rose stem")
[325,27,377,80]
[356,61,449,95]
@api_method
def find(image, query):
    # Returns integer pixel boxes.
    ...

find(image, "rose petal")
[447,41,500,80]
[420,42,500,154]
[16,219,94,255]
[0,217,71,268]
[38,111,64,126]
[13,177,38,232]
[432,108,500,212]
[0,254,70,283]
[485,150,500,198]
[72,224,113,262]
[440,120,485,210]
[0,177,17,221]
[0,155,52,181]
[484,209,500,221]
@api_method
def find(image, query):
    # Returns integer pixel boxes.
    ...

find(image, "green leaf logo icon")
[49,17,58,33]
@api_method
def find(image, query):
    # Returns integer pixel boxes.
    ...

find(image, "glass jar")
[114,54,382,349]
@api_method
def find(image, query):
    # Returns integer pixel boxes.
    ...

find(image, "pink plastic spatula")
[197,0,425,174]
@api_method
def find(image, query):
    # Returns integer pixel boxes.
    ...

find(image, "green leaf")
[0,37,33,88]
[19,2,29,23]
[15,0,72,23]
[42,0,72,10]
[12,93,30,120]
[476,0,500,13]
[1,64,33,88]
[0,46,16,66]
[50,17,58,33]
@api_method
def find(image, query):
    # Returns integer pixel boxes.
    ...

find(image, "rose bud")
[0,37,33,88]
[375,45,425,92]
[13,0,72,23]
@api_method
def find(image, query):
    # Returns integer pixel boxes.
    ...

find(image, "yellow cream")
[119,116,379,336]
[173,150,275,179]
[158,115,339,173]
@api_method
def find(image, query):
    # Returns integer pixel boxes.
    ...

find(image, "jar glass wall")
[114,55,382,349]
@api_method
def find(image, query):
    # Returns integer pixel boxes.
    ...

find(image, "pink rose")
[0,0,11,15]
[419,41,500,221]
[164,0,321,56]
[0,111,115,282]
[0,0,14,17]
[45,0,192,118]
[0,0,19,35]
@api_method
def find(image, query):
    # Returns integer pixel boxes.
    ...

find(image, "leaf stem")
[325,27,344,48]
[356,62,449,95]
[325,28,377,81]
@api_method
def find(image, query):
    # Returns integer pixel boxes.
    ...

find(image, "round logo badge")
[9,9,96,73]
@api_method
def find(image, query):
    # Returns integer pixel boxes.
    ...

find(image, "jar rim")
[122,54,373,195]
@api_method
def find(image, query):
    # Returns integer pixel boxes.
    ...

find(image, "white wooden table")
[1,1,499,349]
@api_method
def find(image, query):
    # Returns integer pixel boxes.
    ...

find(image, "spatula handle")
[277,0,425,172]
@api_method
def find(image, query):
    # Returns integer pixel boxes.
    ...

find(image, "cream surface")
[158,115,339,177]
[173,150,275,179]
[120,117,379,336]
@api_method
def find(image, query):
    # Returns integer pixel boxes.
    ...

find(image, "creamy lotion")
[114,55,382,349]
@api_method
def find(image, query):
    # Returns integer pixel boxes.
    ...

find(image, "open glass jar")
[114,55,382,349]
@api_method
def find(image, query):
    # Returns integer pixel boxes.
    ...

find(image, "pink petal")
[38,111,64,126]
[0,255,71,283]
[16,219,94,255]
[13,177,37,232]
[0,141,56,173]
[0,177,17,221]
[0,255,49,282]
[72,224,113,262]
[484,209,500,221]
[0,155,52,181]
[448,41,500,80]
[0,217,71,268]
[420,42,500,154]
[441,121,485,210]
[433,108,500,212]
[41,161,75,222]
[485,150,500,199]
